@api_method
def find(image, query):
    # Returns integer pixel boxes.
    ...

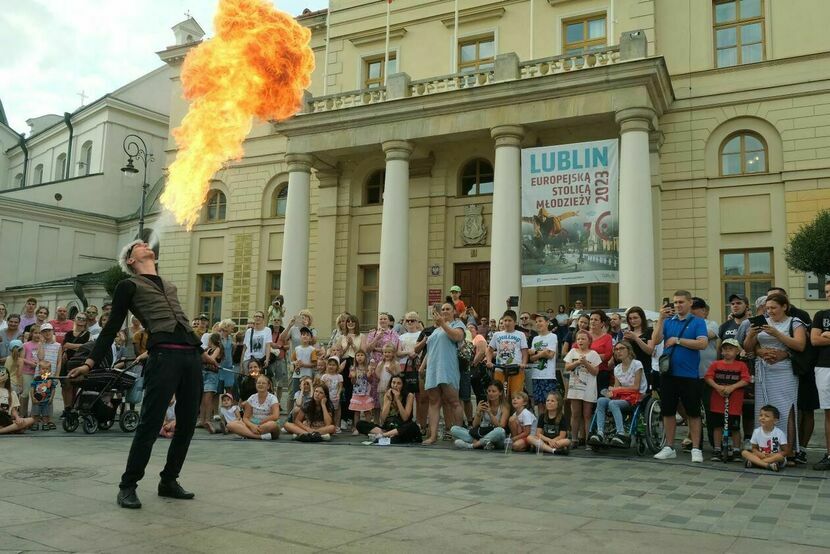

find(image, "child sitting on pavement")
[528,391,571,455]
[218,393,239,434]
[704,338,750,461]
[742,404,787,472]
[284,382,337,441]
[507,390,536,452]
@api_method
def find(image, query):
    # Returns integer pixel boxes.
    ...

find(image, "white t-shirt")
[530,332,558,379]
[614,360,647,394]
[489,331,528,366]
[751,426,787,454]
[397,331,420,366]
[243,327,272,362]
[220,405,240,423]
[200,332,211,350]
[563,348,601,402]
[320,373,343,403]
[516,407,536,427]
[0,388,20,410]
[246,392,279,422]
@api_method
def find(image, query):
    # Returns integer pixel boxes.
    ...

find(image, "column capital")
[285,153,314,173]
[615,107,656,134]
[315,167,340,189]
[491,125,525,148]
[382,140,414,161]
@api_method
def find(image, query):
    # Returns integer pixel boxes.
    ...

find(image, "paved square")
[2,428,829,553]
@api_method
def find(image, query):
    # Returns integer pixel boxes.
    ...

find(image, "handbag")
[788,318,817,377]
[658,317,692,375]
[402,357,420,396]
[457,340,474,364]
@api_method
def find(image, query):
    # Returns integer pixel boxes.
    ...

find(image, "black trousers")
[120,348,202,490]
[356,419,421,444]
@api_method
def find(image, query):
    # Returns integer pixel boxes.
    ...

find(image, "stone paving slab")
[1,431,828,553]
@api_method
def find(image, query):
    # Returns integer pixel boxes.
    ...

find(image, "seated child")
[160,397,176,438]
[507,391,536,452]
[704,338,750,460]
[589,341,645,448]
[742,404,787,472]
[528,392,571,455]
[288,376,313,423]
[1,367,35,434]
[218,392,240,434]
[284,382,337,441]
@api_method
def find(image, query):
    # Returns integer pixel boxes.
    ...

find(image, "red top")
[590,333,613,372]
[49,319,75,345]
[454,299,466,318]
[705,360,751,416]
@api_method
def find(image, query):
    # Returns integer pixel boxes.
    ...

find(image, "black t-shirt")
[718,318,743,342]
[629,328,653,373]
[538,412,569,439]
[814,309,830,367]
[788,304,812,327]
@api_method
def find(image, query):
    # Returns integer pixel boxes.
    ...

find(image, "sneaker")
[368,433,383,442]
[482,440,495,451]
[291,434,299,440]
[711,451,723,462]
[691,448,703,463]
[813,454,830,471]
[794,450,808,465]
[768,462,780,472]
[742,438,752,451]
[319,433,332,442]
[454,439,473,450]
[653,446,677,460]
[610,434,629,448]
[588,432,604,446]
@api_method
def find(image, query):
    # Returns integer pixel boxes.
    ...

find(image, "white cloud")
[0,0,327,133]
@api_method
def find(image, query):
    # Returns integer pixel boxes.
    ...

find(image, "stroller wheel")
[82,415,99,434]
[99,419,114,431]
[120,410,139,433]
[62,413,79,433]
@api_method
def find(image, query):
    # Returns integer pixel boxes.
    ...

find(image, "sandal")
[768,462,780,472]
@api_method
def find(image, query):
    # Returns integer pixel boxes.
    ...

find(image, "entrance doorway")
[454,262,490,319]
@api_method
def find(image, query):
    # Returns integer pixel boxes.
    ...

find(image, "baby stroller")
[62,342,141,434]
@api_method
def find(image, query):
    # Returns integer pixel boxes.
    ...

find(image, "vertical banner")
[520,139,619,287]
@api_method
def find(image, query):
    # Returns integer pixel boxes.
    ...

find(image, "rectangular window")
[359,265,379,332]
[268,271,281,304]
[458,34,495,73]
[364,54,397,89]
[714,0,764,67]
[567,284,611,309]
[721,249,773,318]
[198,273,223,325]
[562,13,607,55]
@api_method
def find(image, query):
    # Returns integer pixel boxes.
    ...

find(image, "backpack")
[788,319,818,377]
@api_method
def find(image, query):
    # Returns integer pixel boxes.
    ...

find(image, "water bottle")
[504,435,513,455]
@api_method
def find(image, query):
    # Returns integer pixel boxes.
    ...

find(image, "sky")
[0,0,328,134]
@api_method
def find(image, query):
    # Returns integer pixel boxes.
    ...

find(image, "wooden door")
[454,262,491,319]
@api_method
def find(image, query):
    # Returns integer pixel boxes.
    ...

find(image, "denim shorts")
[218,368,236,390]
[459,369,472,401]
[202,370,219,393]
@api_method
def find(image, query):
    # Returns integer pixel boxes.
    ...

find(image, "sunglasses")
[405,319,416,323]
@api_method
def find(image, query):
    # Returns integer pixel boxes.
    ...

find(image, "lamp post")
[120,134,153,239]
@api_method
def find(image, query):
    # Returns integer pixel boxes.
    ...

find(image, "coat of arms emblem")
[461,204,487,246]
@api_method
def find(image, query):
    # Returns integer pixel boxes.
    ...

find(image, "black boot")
[158,480,195,499]
[117,487,142,509]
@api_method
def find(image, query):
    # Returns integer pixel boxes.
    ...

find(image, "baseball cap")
[327,355,341,364]
[40,322,54,331]
[299,326,312,335]
[8,339,23,350]
[449,285,461,293]
[690,297,708,310]
[721,338,741,349]
[754,295,768,309]
[530,312,550,320]
[198,314,209,321]
[727,293,749,303]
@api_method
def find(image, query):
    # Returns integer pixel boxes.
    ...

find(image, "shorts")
[218,368,236,390]
[709,412,741,432]
[816,367,830,409]
[459,368,471,401]
[660,374,702,418]
[32,401,52,418]
[202,370,219,393]
[798,368,821,411]
[532,379,559,404]
[273,359,290,388]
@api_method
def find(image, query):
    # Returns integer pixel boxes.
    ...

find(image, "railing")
[409,69,495,97]
[519,46,621,79]
[309,88,387,113]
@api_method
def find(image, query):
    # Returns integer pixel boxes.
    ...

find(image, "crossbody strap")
[669,317,693,364]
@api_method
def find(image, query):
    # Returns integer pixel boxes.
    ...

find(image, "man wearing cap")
[449,286,466,317]
[68,240,217,510]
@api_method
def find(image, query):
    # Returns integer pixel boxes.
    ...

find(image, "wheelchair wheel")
[636,438,647,456]
[82,415,99,434]
[644,397,665,453]
[62,413,79,432]
[119,410,139,433]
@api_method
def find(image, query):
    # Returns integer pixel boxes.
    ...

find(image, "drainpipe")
[63,112,73,179]
[17,133,28,188]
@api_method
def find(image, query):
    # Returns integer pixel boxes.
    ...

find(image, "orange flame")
[162,0,315,229]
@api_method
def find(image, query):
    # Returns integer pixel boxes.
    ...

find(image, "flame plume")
[162,0,315,229]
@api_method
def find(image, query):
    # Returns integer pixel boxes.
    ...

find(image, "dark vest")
[129,275,192,336]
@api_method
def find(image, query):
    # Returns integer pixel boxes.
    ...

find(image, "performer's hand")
[202,352,218,368]
[68,359,93,379]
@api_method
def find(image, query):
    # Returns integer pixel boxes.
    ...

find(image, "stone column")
[378,140,414,319]
[616,107,656,309]
[280,153,314,317]
[489,125,524,319]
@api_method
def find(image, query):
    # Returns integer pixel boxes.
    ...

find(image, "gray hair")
[118,240,143,274]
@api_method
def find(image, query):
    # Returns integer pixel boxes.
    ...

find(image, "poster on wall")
[520,139,620,287]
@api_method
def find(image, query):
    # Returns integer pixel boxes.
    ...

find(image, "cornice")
[0,196,119,231]
[440,6,505,27]
[347,26,407,46]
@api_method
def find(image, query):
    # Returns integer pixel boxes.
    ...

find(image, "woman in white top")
[243,311,273,368]
[226,374,280,440]
[0,303,7,332]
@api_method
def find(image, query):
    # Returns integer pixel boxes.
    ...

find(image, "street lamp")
[121,134,154,239]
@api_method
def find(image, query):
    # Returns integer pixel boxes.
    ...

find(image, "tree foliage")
[785,209,830,277]
[103,264,130,298]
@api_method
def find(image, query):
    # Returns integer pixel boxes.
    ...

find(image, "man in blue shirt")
[652,290,709,462]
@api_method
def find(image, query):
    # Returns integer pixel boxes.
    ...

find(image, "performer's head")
[118,240,155,274]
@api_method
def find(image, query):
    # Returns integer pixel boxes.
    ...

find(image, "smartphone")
[508,295,519,307]
[662,297,671,307]
[749,315,766,328]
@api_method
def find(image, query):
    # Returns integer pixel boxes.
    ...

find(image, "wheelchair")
[586,392,665,455]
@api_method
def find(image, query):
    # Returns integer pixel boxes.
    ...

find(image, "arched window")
[79,140,93,176]
[55,153,66,181]
[205,190,227,222]
[272,184,288,217]
[459,158,494,196]
[720,132,767,175]
[14,173,23,188]
[364,170,385,206]
[33,164,44,185]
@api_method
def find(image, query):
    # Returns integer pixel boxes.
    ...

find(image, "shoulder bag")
[658,317,692,375]
[788,318,817,377]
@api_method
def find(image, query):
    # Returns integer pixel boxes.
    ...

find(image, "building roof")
[4,270,109,292]
[0,97,7,126]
